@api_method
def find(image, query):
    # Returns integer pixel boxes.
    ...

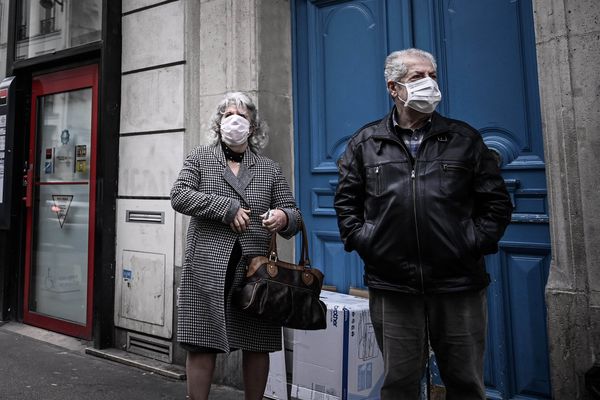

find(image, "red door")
[23,64,98,339]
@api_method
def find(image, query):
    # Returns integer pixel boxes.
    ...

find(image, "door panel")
[307,0,390,172]
[432,1,550,398]
[24,65,98,339]
[31,184,90,324]
[485,243,551,399]
[293,0,550,398]
[436,0,544,168]
[295,0,407,292]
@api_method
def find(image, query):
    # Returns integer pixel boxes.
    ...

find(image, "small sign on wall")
[51,194,73,228]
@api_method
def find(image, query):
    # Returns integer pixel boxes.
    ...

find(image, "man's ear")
[387,80,397,98]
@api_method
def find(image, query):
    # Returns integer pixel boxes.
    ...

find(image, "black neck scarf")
[221,142,245,163]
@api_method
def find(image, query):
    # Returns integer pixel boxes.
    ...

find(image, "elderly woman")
[171,92,302,400]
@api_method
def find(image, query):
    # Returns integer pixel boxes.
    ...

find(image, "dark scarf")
[221,142,245,163]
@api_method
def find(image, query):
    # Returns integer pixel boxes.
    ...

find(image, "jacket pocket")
[459,218,482,259]
[365,165,383,196]
[439,161,472,197]
[352,222,375,262]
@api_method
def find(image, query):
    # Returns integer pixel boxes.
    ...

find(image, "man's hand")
[261,209,288,233]
[230,208,251,233]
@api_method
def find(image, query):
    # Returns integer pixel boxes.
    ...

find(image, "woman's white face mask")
[220,114,250,146]
[395,76,442,114]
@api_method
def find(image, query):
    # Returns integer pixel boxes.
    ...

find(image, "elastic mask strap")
[394,82,410,107]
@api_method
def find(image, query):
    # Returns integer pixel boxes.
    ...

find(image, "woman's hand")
[230,208,251,233]
[261,209,288,233]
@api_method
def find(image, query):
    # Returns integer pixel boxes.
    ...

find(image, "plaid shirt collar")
[392,109,432,158]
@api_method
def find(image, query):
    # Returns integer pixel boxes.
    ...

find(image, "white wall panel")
[120,65,184,133]
[115,199,175,338]
[122,1,184,72]
[118,131,183,197]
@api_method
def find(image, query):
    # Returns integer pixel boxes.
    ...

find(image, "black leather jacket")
[334,110,513,294]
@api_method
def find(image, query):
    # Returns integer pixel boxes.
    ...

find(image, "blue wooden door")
[292,0,550,399]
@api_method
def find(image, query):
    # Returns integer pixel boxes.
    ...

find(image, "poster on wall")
[75,144,87,174]
[54,130,74,179]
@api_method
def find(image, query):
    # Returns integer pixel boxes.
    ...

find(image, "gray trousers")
[368,288,487,400]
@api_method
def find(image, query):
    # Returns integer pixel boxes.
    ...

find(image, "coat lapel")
[216,144,256,206]
[238,146,256,190]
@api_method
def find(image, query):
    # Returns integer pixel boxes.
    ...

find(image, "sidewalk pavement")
[0,322,244,400]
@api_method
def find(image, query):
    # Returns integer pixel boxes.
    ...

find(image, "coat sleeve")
[171,148,239,224]
[333,138,366,253]
[472,139,514,254]
[270,162,302,240]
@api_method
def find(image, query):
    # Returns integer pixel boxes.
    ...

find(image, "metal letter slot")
[126,210,164,224]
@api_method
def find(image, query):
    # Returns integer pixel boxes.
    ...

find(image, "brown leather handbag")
[233,225,327,330]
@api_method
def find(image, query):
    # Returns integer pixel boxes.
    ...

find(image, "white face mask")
[395,76,442,114]
[220,114,250,146]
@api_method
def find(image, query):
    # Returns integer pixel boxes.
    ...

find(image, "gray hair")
[209,91,269,152]
[384,48,437,84]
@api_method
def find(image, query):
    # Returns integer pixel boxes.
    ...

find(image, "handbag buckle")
[269,251,278,262]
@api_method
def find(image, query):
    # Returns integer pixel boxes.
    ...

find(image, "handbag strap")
[269,222,311,267]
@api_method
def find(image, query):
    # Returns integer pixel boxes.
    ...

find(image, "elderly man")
[334,48,513,399]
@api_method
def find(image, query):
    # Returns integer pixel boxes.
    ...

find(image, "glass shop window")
[16,0,102,60]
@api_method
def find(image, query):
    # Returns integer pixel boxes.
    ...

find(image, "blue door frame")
[292,1,551,398]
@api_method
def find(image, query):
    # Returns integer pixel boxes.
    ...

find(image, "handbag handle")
[269,222,311,267]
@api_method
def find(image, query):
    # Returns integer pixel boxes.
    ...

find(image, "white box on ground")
[265,333,289,400]
[283,327,294,383]
[291,291,383,400]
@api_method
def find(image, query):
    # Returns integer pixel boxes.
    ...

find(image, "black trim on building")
[12,43,103,71]
[122,0,179,17]
[0,70,30,323]
[93,0,122,349]
[122,60,186,76]
[6,0,16,75]
[1,0,30,323]
[117,196,171,201]
[120,128,185,137]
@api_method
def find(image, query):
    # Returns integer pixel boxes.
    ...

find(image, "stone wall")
[183,0,294,388]
[533,0,600,398]
[118,0,294,388]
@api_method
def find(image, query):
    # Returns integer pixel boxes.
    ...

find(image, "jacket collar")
[213,142,257,168]
[374,108,451,142]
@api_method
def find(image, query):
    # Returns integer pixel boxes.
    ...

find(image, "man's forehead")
[404,56,435,71]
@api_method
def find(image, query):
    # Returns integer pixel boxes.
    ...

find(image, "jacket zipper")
[383,132,434,294]
[411,168,425,294]
[375,166,381,195]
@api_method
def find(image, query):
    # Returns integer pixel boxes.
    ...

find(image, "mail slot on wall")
[114,199,175,339]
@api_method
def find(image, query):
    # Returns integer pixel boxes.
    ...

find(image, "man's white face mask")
[220,114,250,146]
[395,76,442,114]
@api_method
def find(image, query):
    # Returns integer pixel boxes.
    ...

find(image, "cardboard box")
[265,331,289,400]
[265,344,288,400]
[290,291,384,400]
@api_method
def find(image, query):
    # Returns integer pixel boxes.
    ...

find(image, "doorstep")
[85,347,186,380]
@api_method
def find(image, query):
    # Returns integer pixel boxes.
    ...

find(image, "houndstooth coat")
[171,144,302,353]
